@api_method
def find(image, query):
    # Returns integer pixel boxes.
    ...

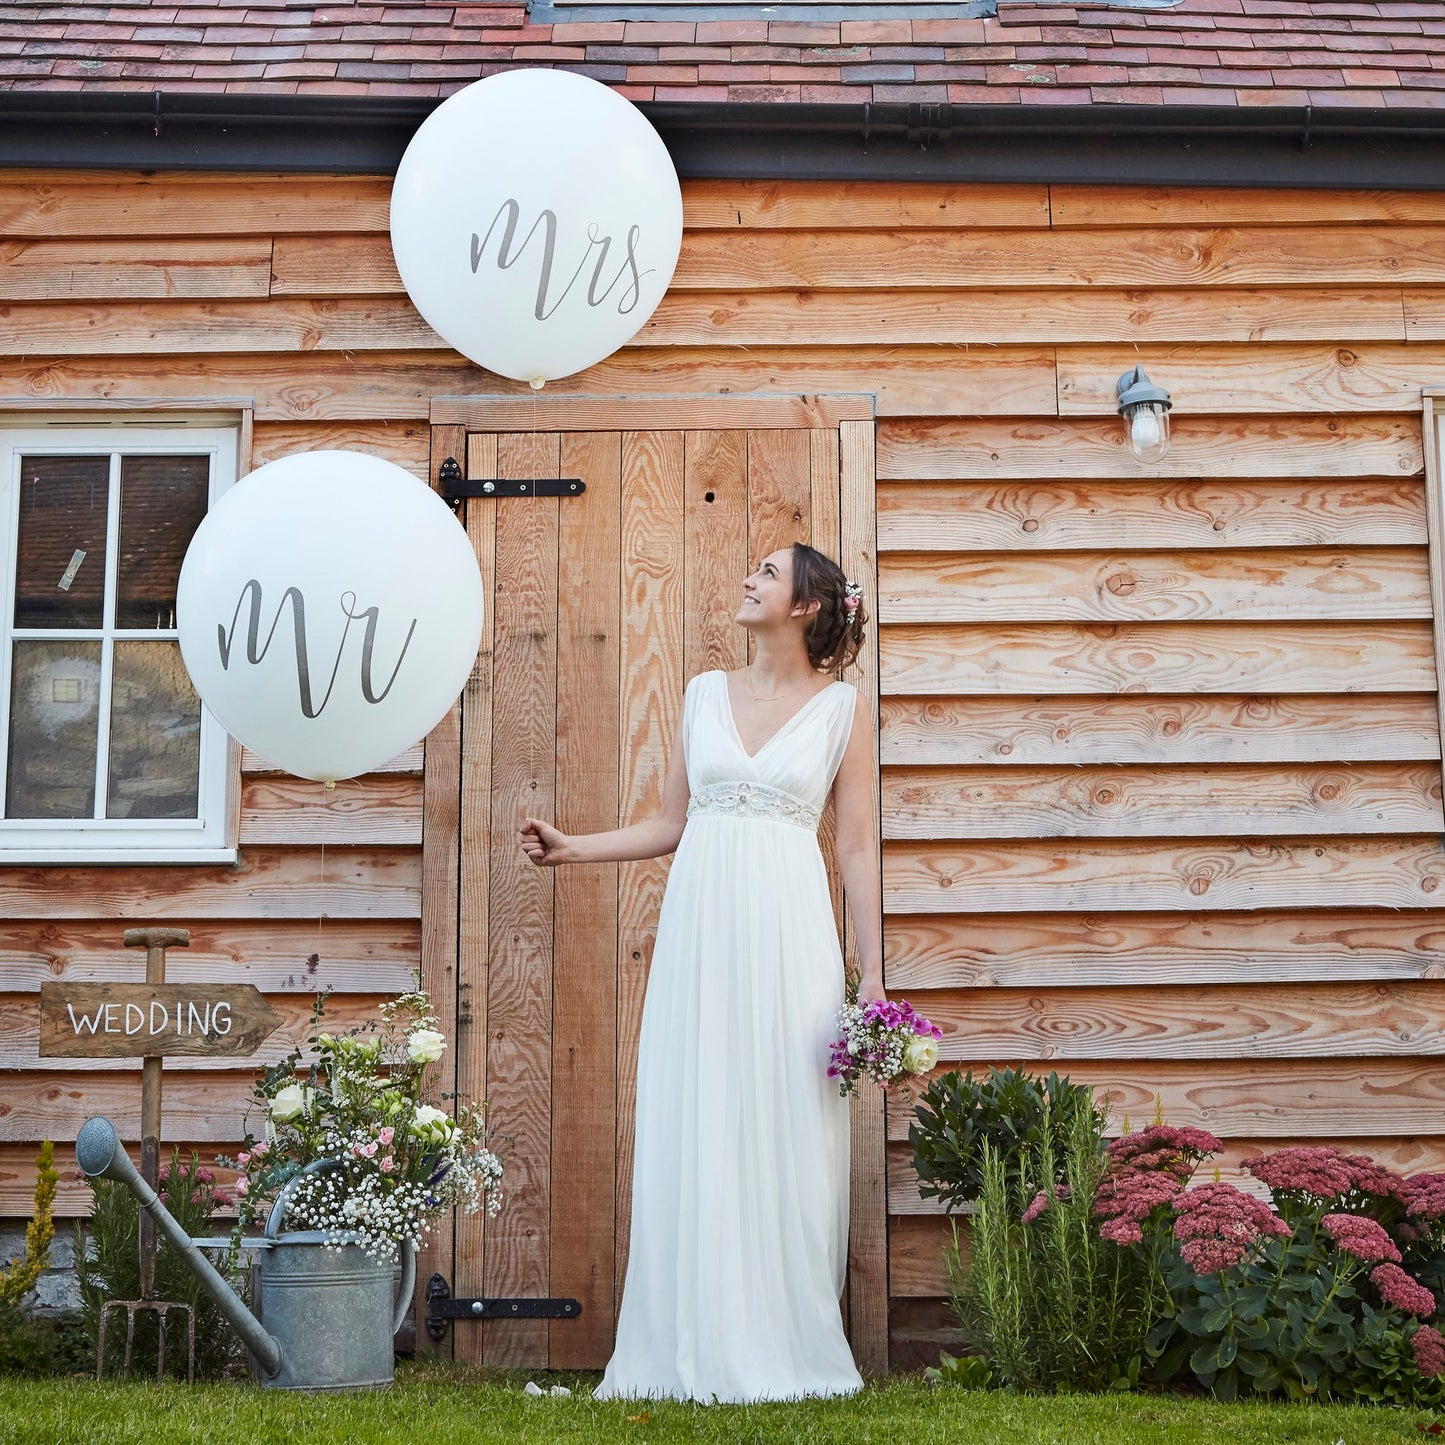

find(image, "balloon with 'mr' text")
[389,68,683,387]
[177,451,484,783]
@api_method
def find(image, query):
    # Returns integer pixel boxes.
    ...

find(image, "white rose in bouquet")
[411,1104,456,1143]
[902,1035,939,1075]
[407,1027,447,1064]
[269,1082,309,1122]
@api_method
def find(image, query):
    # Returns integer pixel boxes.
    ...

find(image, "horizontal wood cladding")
[886,911,1445,989]
[0,919,419,994]
[878,480,1426,552]
[0,848,420,920]
[883,837,1445,915]
[881,763,1444,840]
[879,695,1441,767]
[877,416,1423,482]
[887,1059,1445,1141]
[880,548,1432,624]
[880,622,1437,696]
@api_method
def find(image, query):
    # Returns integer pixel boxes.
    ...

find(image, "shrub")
[949,1086,1162,1392]
[910,1066,1104,1213]
[0,1141,63,1378]
[1107,1138,1445,1406]
[76,1150,244,1380]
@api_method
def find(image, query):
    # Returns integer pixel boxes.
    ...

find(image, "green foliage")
[910,1067,1104,1213]
[923,1350,993,1390]
[76,1151,244,1381]
[951,1093,1160,1392]
[0,1140,57,1308]
[0,1299,60,1377]
[1147,1214,1445,1408]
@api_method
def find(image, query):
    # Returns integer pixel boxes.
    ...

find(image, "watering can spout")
[75,1117,283,1379]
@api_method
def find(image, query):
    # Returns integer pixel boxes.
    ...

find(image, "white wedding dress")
[596,669,864,1404]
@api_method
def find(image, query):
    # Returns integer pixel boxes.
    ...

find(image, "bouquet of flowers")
[226,985,502,1261]
[826,995,942,1097]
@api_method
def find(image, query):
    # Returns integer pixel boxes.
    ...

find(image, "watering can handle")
[265,1157,417,1336]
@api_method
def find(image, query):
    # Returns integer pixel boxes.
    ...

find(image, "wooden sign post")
[39,927,283,1302]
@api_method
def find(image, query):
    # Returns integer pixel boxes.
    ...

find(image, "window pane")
[14,456,110,628]
[106,642,201,819]
[6,640,101,818]
[116,455,210,630]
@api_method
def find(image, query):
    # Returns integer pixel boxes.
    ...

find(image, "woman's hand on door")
[521,817,574,866]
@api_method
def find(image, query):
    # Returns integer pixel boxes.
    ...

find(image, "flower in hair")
[843,581,862,612]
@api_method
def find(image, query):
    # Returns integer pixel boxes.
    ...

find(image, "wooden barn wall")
[4,171,1445,1366]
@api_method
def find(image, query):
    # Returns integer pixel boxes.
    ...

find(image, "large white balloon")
[177,451,484,783]
[390,69,683,385]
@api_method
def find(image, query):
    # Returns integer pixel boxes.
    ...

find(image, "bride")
[520,542,883,1404]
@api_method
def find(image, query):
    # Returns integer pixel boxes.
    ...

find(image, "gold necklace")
[748,665,813,704]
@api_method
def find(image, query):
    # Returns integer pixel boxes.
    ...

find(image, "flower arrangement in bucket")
[826,994,942,1097]
[228,987,502,1261]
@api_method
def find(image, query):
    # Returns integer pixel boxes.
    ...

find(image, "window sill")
[0,844,239,867]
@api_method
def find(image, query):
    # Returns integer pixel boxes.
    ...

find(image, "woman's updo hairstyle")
[790,542,867,673]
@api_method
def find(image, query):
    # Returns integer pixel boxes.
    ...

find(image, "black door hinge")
[424,1273,582,1341]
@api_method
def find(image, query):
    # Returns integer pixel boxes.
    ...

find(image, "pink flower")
[234,1175,248,1194]
[1022,1185,1070,1225]
[1172,1182,1291,1276]
[1321,1212,1402,1264]
[1107,1125,1223,1176]
[1244,1146,1355,1202]
[1340,1154,1407,1203]
[1371,1263,1437,1318]
[1403,1172,1445,1223]
[1100,1217,1145,1246]
[363,1141,378,1158]
[378,1127,395,1147]
[236,1151,250,1170]
[379,1155,394,1173]
[1412,1324,1445,1377]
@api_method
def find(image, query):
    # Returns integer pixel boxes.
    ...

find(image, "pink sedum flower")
[1412,1324,1445,1377]
[1321,1212,1401,1264]
[1371,1263,1436,1318]
[1172,1181,1291,1276]
[1403,1172,1445,1223]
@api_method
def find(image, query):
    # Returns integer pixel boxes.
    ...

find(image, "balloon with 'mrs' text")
[389,68,683,386]
[176,451,484,783]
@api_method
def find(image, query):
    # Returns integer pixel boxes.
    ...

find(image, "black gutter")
[1,92,1443,189]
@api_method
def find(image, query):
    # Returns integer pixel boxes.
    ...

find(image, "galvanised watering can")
[76,1116,415,1391]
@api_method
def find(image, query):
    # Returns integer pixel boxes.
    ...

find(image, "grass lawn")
[0,1364,1438,1445]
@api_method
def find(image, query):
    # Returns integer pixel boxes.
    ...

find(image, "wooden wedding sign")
[39,982,281,1059]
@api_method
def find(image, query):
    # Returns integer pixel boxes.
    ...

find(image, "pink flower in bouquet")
[1412,1324,1445,1377]
[1371,1262,1436,1317]
[234,1175,249,1195]
[1321,1212,1401,1264]
[825,996,941,1097]
[378,1126,395,1147]
[379,1155,395,1174]
[1172,1181,1290,1275]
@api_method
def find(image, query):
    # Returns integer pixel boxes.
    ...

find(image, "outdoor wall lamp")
[1116,366,1173,464]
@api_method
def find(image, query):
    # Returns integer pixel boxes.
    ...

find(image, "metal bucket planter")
[76,1116,415,1393]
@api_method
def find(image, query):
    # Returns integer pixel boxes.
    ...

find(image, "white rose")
[407,1028,446,1064]
[269,1082,308,1122]
[902,1036,939,1075]
[411,1104,456,1142]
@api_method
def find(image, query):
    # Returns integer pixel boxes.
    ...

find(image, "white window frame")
[0,416,241,864]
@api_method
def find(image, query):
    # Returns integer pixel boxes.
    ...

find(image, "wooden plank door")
[419,395,883,1373]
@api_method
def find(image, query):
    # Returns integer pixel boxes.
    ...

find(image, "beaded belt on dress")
[686,781,821,832]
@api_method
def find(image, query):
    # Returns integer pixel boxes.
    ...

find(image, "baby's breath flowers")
[826,996,941,1097]
[223,983,503,1261]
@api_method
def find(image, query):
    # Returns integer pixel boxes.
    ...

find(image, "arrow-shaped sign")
[39,982,283,1060]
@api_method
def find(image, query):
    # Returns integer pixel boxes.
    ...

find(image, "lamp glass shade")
[1125,402,1171,464]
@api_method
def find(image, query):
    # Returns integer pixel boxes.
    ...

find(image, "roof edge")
[1,93,1444,190]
